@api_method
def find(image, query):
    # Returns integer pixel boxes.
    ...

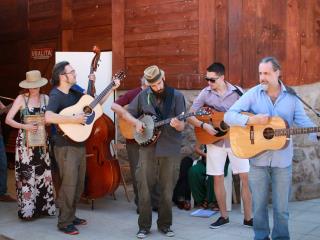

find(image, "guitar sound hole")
[214,128,227,137]
[263,128,275,140]
[83,106,92,114]
[220,121,229,131]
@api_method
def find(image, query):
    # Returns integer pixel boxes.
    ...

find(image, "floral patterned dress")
[15,95,56,219]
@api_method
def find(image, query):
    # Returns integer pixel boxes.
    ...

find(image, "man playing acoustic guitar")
[45,61,120,235]
[188,62,253,229]
[224,56,319,240]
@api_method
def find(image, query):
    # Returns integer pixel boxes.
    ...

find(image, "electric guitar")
[229,113,320,158]
[194,107,229,144]
[132,108,210,146]
[58,71,126,142]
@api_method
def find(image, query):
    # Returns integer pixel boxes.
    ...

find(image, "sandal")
[200,199,209,209]
[209,202,220,211]
[183,201,191,210]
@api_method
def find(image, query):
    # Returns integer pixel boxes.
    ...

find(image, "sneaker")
[210,216,230,229]
[136,229,150,239]
[158,227,175,237]
[59,224,79,235]
[73,217,87,226]
[243,218,253,227]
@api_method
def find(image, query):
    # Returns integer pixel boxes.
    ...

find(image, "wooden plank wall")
[0,0,319,94]
[0,1,29,98]
[114,0,200,89]
[113,0,320,90]
[0,0,112,98]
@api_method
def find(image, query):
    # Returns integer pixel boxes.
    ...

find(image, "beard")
[260,80,269,91]
[151,83,166,99]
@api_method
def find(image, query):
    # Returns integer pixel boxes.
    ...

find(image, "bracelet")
[200,122,205,129]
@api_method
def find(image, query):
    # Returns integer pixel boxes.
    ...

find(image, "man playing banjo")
[127,65,186,239]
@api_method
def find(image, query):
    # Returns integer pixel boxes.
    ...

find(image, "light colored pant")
[249,165,292,240]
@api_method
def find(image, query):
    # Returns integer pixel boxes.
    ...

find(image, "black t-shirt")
[47,87,84,146]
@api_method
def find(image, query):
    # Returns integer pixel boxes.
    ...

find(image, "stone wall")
[115,82,320,201]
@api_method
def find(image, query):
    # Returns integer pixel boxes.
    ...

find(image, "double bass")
[84,46,121,205]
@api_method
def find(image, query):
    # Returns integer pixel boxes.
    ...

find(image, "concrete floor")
[1,170,320,240]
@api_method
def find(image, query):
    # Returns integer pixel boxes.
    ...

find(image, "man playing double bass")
[45,61,120,235]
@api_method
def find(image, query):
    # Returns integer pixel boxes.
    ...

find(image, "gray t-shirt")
[46,87,85,146]
[127,87,186,157]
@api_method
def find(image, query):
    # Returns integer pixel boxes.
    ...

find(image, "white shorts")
[206,144,250,176]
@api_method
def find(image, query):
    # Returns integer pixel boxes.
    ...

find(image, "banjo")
[134,109,210,146]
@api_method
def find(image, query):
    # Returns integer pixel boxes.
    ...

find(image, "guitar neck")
[89,81,114,109]
[275,127,320,136]
[154,112,195,128]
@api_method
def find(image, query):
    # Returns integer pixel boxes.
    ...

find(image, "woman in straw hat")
[5,70,56,220]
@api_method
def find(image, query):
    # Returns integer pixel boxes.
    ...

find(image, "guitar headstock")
[113,70,126,82]
[195,108,211,116]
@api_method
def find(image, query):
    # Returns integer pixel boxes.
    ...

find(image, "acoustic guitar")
[118,114,135,139]
[194,108,229,144]
[131,108,210,146]
[58,71,126,142]
[229,113,320,158]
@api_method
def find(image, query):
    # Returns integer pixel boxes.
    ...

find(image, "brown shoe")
[0,194,16,202]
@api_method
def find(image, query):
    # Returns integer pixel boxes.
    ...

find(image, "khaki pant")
[53,145,86,228]
[136,145,178,230]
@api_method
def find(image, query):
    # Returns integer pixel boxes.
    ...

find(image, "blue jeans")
[0,135,8,195]
[249,165,292,240]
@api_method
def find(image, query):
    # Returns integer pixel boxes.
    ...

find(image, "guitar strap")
[284,84,320,117]
[231,84,243,96]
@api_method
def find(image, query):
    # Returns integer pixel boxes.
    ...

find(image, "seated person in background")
[189,143,227,211]
[172,143,229,211]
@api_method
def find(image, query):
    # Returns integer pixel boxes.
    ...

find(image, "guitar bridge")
[250,126,254,144]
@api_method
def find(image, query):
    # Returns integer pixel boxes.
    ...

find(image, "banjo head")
[134,115,155,144]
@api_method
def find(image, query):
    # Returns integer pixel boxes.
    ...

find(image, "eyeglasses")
[204,76,220,83]
[62,70,76,75]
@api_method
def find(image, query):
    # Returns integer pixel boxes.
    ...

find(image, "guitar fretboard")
[89,81,114,109]
[275,127,320,136]
[88,72,125,109]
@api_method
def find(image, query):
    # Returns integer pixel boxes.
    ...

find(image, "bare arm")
[5,95,37,132]
[187,107,217,135]
[100,78,121,105]
[111,102,144,132]
[45,110,86,124]
[187,107,203,128]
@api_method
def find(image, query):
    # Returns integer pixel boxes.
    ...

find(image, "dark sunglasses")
[204,76,220,83]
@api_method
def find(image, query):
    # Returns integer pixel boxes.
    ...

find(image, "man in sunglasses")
[188,62,252,229]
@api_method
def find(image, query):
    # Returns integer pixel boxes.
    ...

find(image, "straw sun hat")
[19,70,48,89]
